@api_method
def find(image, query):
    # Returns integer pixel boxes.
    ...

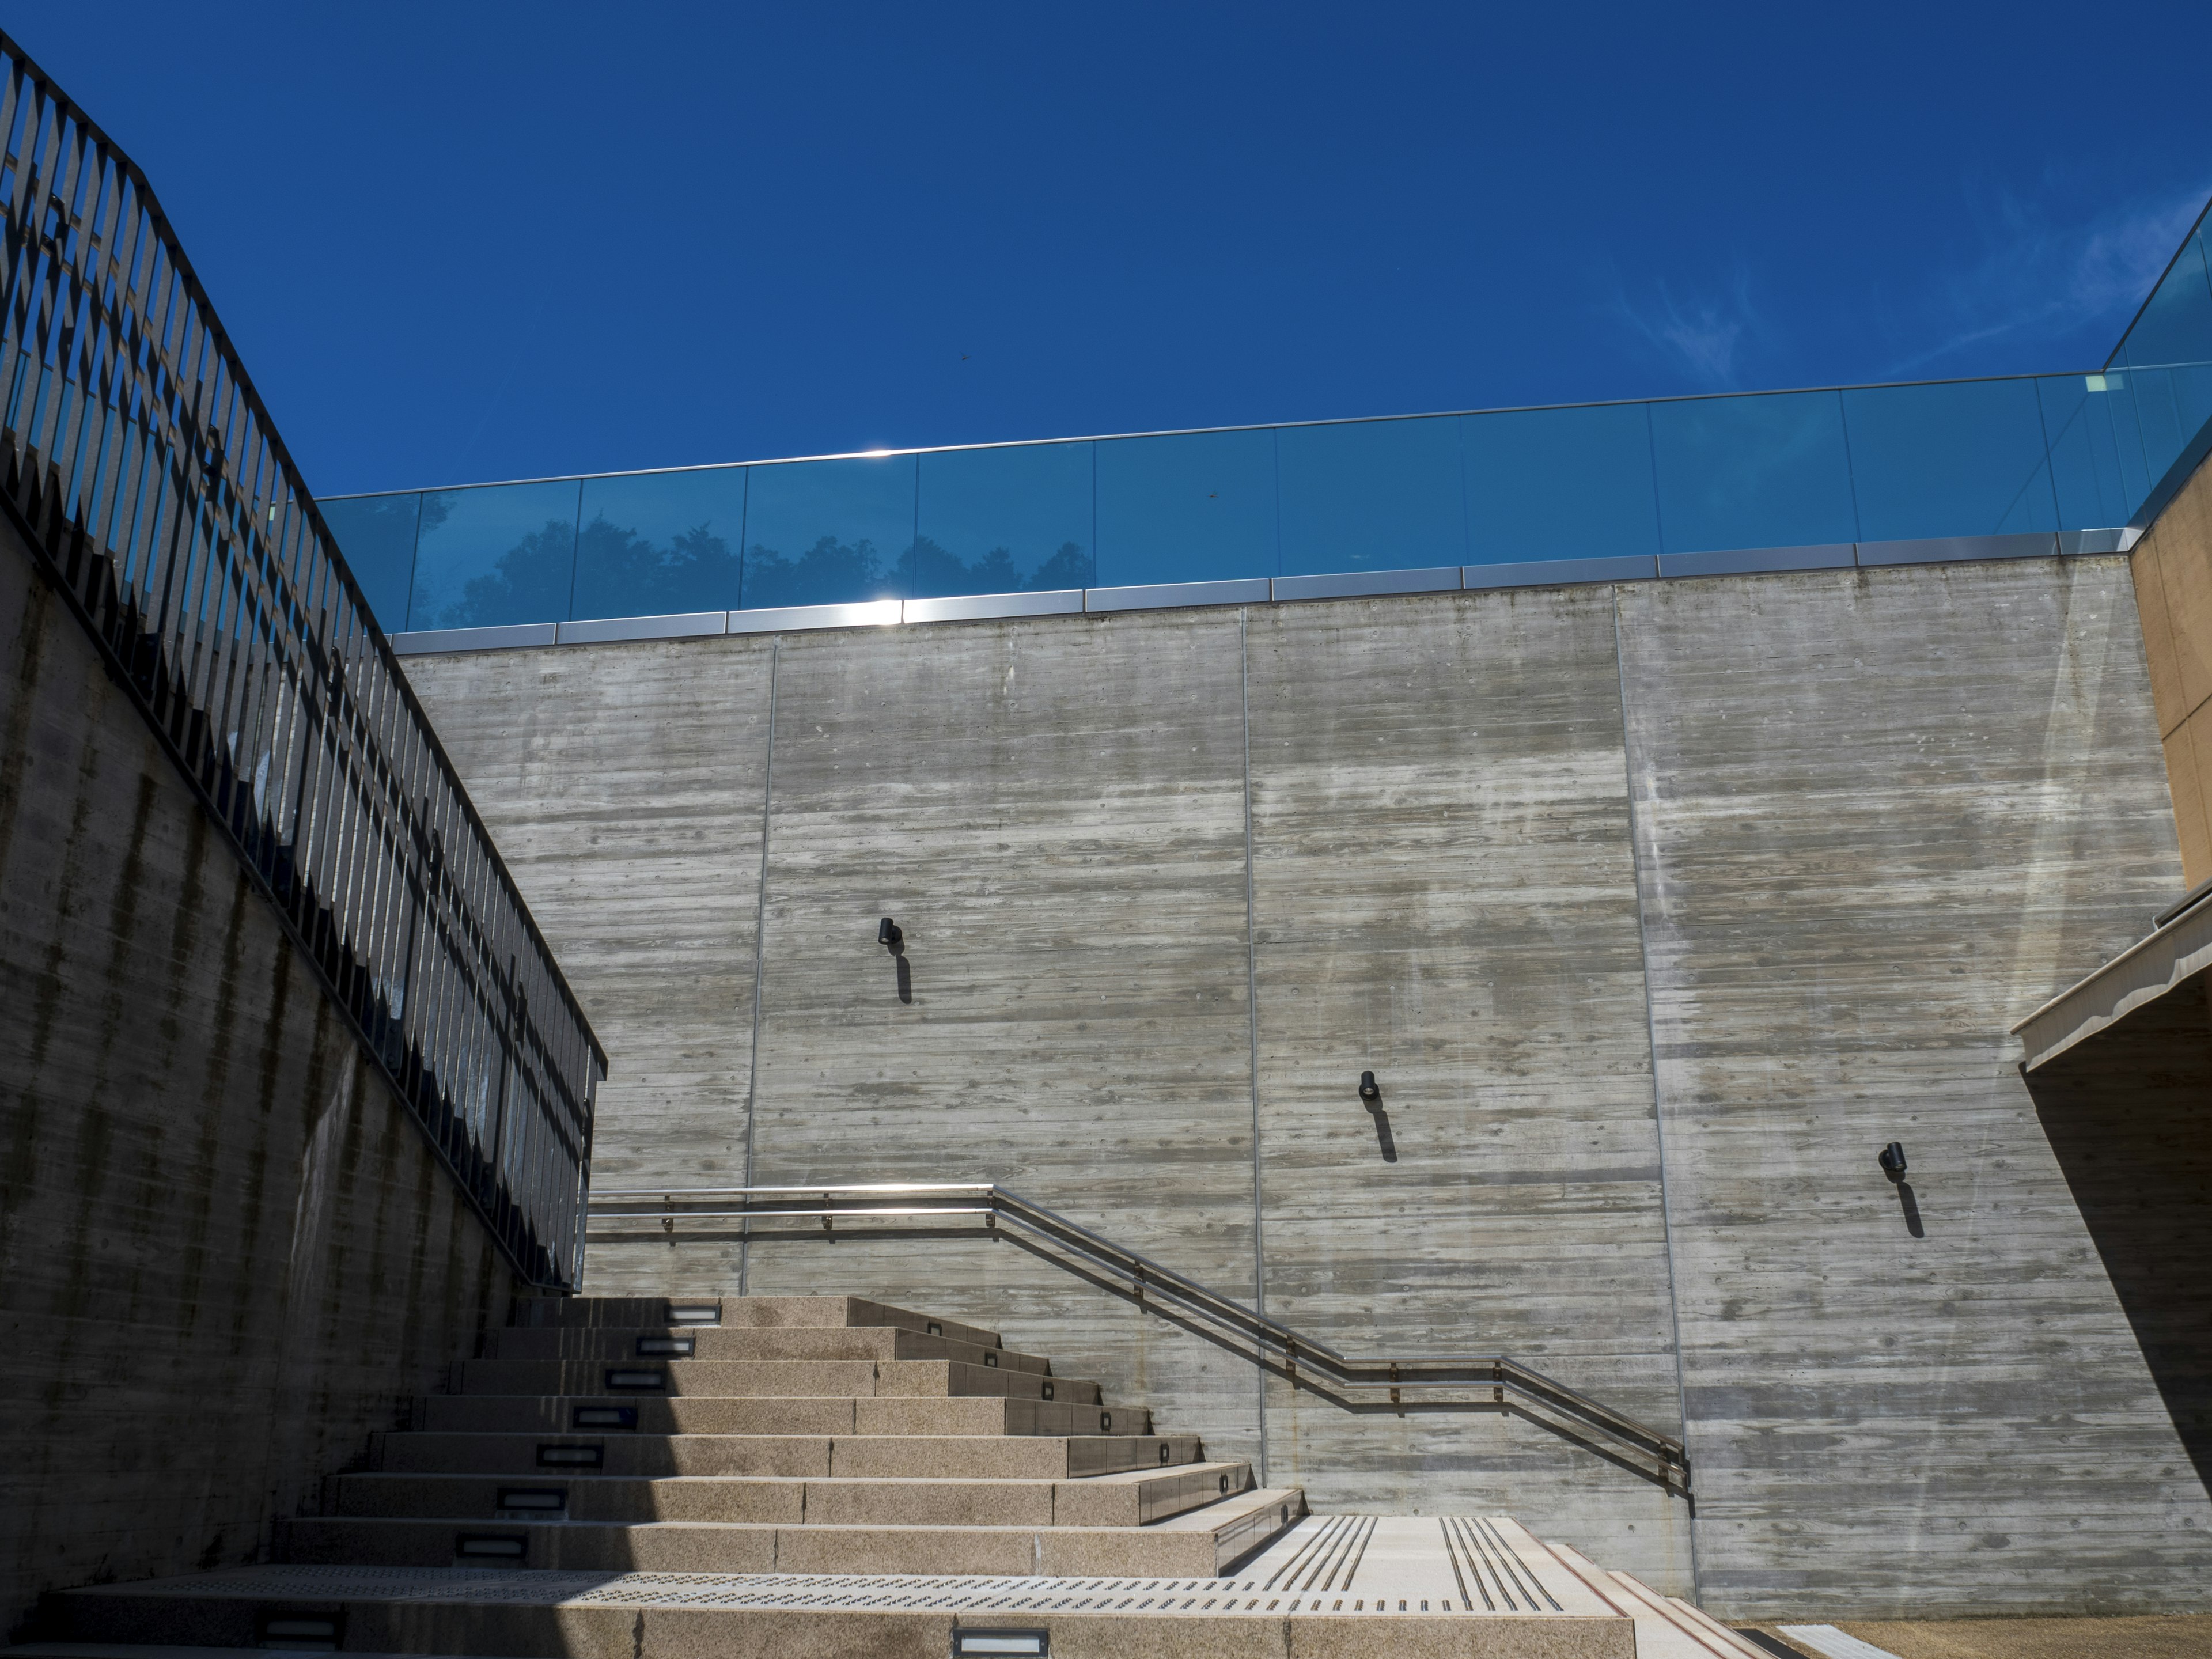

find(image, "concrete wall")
[405,553,2210,1618]
[0,521,520,1637]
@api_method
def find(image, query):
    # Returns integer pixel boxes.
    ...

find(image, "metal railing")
[0,36,605,1287]
[589,1183,1692,1498]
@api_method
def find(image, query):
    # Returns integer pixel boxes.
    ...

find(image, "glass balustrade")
[322,203,2212,636]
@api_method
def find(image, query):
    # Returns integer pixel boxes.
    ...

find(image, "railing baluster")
[0,33,604,1289]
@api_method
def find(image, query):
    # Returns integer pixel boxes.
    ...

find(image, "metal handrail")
[589,1183,1691,1497]
[0,36,605,1287]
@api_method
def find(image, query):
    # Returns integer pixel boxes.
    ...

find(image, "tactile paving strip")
[81,1533,1565,1619]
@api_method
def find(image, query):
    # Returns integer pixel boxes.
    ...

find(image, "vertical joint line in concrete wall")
[1241,607,1268,1487]
[1612,589,1702,1597]
[738,637,781,1296]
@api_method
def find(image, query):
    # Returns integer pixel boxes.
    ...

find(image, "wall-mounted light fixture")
[878,917,903,949]
[1358,1070,1381,1102]
[1878,1142,1908,1180]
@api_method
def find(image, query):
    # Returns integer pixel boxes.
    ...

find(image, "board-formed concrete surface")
[1616,559,2210,1616]
[402,554,2210,1616]
[0,520,520,1635]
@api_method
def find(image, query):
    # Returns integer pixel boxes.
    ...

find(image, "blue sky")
[18,1,2212,495]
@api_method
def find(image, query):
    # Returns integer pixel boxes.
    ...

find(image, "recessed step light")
[497,1488,567,1511]
[456,1533,528,1559]
[537,1443,603,1468]
[256,1612,340,1651]
[637,1336,695,1357]
[604,1368,667,1391]
[951,1630,1047,1656]
[573,1406,638,1429]
[666,1303,721,1325]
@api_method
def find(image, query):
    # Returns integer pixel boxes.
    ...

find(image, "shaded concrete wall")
[406,554,2208,1618]
[0,522,519,1636]
[2129,448,2212,883]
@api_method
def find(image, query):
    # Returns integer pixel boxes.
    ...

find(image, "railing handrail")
[0,35,605,1287]
[589,1183,1691,1496]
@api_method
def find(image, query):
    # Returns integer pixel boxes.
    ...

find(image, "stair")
[17,1291,1763,1657]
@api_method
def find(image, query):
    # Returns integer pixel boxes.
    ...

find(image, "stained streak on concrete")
[0,518,517,1633]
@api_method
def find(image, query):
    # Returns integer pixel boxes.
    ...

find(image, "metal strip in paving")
[75,1556,1565,1617]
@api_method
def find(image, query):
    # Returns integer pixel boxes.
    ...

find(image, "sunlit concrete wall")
[404,552,2210,1618]
[0,520,519,1637]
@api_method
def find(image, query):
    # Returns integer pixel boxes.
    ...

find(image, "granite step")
[411,1392,1150,1438]
[366,1430,1205,1478]
[509,1294,999,1349]
[322,1461,1254,1527]
[447,1357,1099,1402]
[279,1484,1307,1577]
[480,1322,1048,1373]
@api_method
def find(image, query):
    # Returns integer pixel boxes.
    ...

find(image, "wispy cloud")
[1884,181,2209,376]
[1614,268,1762,389]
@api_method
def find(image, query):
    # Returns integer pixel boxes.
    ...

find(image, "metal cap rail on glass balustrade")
[589,1183,1692,1498]
[0,35,606,1289]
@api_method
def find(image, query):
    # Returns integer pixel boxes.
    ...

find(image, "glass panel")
[1275,416,1465,575]
[914,442,1093,596]
[1094,427,1277,587]
[319,492,421,631]
[1649,389,1857,554]
[2036,375,2143,529]
[1462,403,1660,565]
[1841,378,2057,540]
[740,454,916,609]
[573,467,747,620]
[406,479,579,631]
[2112,234,2212,493]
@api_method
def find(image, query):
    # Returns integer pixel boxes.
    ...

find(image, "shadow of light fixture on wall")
[1357,1071,1396,1163]
[1878,1141,1923,1237]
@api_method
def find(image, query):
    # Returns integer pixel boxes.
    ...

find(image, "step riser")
[413,1396,1151,1438]
[482,1325,1045,1372]
[282,1516,1262,1578]
[368,1431,1202,1479]
[452,1358,1099,1403]
[59,1595,1634,1659]
[512,1294,998,1349]
[326,1465,1251,1527]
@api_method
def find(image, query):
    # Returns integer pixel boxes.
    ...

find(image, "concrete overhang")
[2013,899,2212,1071]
